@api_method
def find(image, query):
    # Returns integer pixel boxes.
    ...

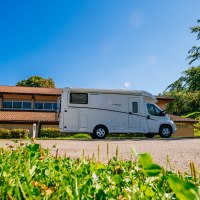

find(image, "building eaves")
[0,111,58,123]
[0,85,62,96]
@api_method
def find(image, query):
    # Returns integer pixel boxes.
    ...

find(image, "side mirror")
[147,115,150,119]
[161,110,166,116]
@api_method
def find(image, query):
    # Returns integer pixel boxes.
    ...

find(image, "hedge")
[0,128,29,139]
[39,128,62,138]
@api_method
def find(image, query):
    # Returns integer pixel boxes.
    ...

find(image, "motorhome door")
[128,97,141,130]
[63,108,79,131]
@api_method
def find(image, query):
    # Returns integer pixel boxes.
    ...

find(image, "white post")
[33,123,37,138]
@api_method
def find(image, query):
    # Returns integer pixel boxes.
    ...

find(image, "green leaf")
[112,174,121,185]
[143,163,162,176]
[138,153,153,168]
[168,174,200,200]
[55,165,59,171]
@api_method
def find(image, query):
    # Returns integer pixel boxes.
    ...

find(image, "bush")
[0,128,29,139]
[40,128,62,138]
[0,128,11,139]
[10,129,29,139]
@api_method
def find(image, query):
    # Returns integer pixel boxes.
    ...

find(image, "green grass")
[0,141,199,199]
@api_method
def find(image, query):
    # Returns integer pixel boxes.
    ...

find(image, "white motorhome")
[58,88,176,139]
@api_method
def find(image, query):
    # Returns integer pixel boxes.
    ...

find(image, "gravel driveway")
[1,138,200,173]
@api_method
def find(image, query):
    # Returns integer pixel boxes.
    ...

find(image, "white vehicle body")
[58,88,176,138]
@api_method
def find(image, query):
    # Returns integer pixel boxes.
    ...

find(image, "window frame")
[34,102,57,111]
[2,101,32,110]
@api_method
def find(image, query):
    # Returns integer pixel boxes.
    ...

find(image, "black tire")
[144,133,154,138]
[91,125,108,139]
[159,125,172,138]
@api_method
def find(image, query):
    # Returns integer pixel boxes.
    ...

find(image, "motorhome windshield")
[147,103,166,116]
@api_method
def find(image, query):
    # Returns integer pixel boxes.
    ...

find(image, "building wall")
[175,122,194,137]
[41,124,59,129]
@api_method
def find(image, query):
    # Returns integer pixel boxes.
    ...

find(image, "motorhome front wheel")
[159,125,172,138]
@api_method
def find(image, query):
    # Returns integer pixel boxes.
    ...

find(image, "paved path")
[1,138,200,172]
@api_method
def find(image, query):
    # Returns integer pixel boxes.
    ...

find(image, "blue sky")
[0,0,199,94]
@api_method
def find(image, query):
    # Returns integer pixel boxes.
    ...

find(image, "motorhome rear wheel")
[92,125,108,139]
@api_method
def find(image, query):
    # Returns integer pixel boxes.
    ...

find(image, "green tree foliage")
[164,66,200,115]
[164,19,200,116]
[187,19,200,64]
[164,91,200,115]
[16,76,56,88]
[165,66,200,92]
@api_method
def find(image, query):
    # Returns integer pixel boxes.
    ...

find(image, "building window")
[70,93,88,104]
[3,101,31,110]
[3,101,12,109]
[34,102,57,111]
[35,102,43,110]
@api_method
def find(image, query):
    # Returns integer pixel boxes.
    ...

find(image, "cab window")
[147,104,164,116]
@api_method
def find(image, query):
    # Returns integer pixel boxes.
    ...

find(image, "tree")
[163,66,200,115]
[164,91,200,115]
[16,76,56,88]
[164,66,200,92]
[187,19,200,64]
[164,20,200,116]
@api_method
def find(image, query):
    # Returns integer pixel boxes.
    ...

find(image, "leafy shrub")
[10,129,29,139]
[0,128,11,138]
[40,128,62,138]
[0,143,199,199]
[0,128,29,139]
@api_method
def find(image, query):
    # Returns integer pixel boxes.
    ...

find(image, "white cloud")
[124,81,131,88]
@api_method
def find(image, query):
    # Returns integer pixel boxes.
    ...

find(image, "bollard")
[33,123,37,138]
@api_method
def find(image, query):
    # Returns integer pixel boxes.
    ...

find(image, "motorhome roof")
[63,87,156,100]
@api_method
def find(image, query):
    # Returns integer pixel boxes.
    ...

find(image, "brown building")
[0,86,61,136]
[0,85,197,137]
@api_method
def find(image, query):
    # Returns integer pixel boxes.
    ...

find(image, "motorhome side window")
[132,102,138,113]
[70,93,88,104]
[147,104,162,116]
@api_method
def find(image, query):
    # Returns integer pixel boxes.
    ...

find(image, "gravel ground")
[1,138,200,173]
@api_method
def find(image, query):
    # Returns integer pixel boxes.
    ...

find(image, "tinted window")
[13,102,22,109]
[132,102,138,113]
[44,103,52,110]
[23,102,32,109]
[35,102,43,110]
[147,104,162,116]
[3,101,31,110]
[53,103,57,110]
[70,93,88,104]
[147,104,155,115]
[3,101,12,109]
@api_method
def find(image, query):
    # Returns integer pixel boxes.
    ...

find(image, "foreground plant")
[0,142,199,199]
